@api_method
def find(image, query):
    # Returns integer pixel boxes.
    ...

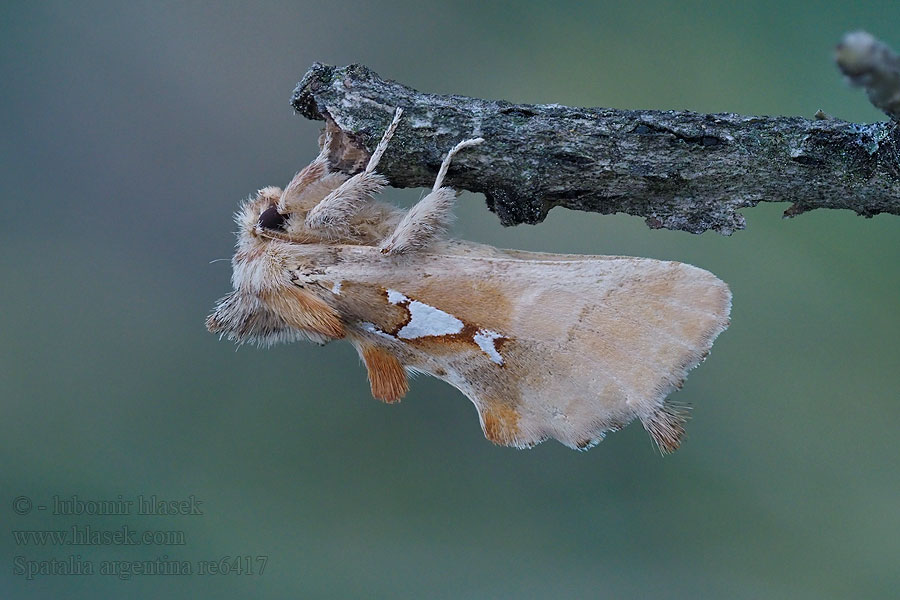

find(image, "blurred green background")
[1,1,898,598]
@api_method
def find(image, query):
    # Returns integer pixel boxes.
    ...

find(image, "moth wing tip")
[642,403,692,454]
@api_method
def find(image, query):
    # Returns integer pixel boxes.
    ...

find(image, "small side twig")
[291,37,900,235]
[836,31,900,122]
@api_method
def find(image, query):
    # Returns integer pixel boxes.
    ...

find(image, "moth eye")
[258,205,287,231]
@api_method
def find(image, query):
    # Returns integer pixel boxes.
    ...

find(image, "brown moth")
[207,108,731,453]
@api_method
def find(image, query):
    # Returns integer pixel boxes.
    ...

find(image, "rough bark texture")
[292,62,900,235]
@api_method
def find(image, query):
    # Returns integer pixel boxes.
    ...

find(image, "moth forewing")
[278,242,731,452]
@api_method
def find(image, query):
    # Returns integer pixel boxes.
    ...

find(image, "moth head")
[236,186,289,239]
[237,185,337,246]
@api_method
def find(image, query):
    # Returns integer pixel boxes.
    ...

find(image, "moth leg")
[379,137,483,255]
[305,108,403,233]
[275,122,347,215]
[357,343,409,403]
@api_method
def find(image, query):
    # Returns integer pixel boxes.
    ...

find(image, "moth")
[207,108,731,452]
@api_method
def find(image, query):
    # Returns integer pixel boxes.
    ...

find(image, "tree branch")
[292,56,900,235]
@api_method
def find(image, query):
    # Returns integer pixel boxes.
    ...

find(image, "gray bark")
[292,62,900,235]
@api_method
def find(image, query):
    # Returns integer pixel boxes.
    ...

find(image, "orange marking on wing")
[417,279,514,331]
[410,324,510,367]
[262,287,345,339]
[480,404,521,446]
[361,345,408,403]
[376,288,511,365]
[331,282,410,334]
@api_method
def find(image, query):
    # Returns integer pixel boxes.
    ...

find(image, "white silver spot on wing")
[359,322,393,339]
[386,288,464,339]
[386,289,409,305]
[474,329,504,364]
[331,281,342,295]
[398,301,464,339]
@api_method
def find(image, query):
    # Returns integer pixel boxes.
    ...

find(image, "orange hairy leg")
[359,344,409,403]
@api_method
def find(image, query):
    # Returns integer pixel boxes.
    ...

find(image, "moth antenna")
[379,136,483,254]
[432,137,484,192]
[365,107,403,174]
